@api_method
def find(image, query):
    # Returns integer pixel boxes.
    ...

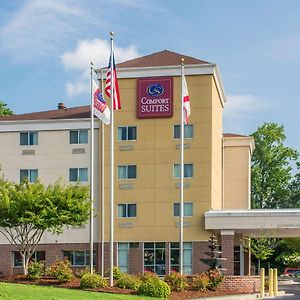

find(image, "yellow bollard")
[260,268,265,299]
[269,268,274,297]
[273,268,278,296]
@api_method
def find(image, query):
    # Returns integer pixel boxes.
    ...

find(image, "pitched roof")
[0,105,90,121]
[223,133,248,138]
[117,50,210,68]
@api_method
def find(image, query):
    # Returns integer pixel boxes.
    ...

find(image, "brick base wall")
[220,276,260,294]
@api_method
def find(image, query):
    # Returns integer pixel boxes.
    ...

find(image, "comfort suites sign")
[137,77,173,118]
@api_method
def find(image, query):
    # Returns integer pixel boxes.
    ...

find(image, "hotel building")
[0,50,299,277]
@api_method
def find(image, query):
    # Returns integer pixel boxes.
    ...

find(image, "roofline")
[0,118,99,132]
[223,135,255,154]
[95,63,226,106]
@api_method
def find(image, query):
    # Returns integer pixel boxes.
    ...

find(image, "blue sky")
[0,0,299,154]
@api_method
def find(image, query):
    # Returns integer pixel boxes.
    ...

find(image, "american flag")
[105,54,121,111]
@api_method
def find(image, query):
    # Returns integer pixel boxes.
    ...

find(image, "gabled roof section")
[117,50,210,68]
[0,105,90,121]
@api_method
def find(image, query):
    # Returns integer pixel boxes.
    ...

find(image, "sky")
[0,0,299,154]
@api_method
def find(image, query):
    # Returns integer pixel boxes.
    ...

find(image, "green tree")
[0,178,90,275]
[0,101,14,116]
[244,233,278,273]
[251,123,299,208]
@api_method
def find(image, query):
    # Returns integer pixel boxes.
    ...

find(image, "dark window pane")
[74,251,85,266]
[155,265,165,275]
[118,127,127,140]
[20,170,29,182]
[20,132,28,145]
[170,242,179,249]
[155,249,165,264]
[155,242,165,249]
[184,164,193,178]
[173,203,180,217]
[70,131,78,144]
[130,242,139,249]
[128,165,136,179]
[63,251,73,264]
[128,204,136,217]
[170,249,180,265]
[144,243,154,249]
[79,130,88,144]
[118,204,126,217]
[174,125,180,138]
[36,251,45,261]
[69,168,78,181]
[13,252,22,267]
[29,132,38,145]
[128,127,137,140]
[144,249,154,265]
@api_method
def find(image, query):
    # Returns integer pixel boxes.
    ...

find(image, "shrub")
[116,274,141,290]
[80,273,107,289]
[138,270,159,282]
[47,258,74,282]
[164,271,188,291]
[76,267,95,278]
[206,269,224,291]
[192,272,210,291]
[138,278,171,298]
[27,261,44,280]
[105,266,123,280]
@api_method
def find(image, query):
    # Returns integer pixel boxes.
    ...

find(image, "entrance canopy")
[205,209,300,237]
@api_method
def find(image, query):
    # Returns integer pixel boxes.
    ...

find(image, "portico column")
[221,230,234,275]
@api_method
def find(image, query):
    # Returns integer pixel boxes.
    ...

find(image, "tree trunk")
[21,254,28,275]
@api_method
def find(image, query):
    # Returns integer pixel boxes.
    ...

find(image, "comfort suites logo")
[137,77,173,118]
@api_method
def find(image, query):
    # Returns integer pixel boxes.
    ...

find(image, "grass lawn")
[0,282,157,300]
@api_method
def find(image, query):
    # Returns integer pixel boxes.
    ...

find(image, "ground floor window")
[234,245,241,275]
[170,242,193,274]
[62,250,95,267]
[13,251,45,267]
[144,242,166,275]
[118,243,129,273]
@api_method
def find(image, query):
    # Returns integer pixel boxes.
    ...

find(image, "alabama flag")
[183,75,191,124]
[93,80,110,124]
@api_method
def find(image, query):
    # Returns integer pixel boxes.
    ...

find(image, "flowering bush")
[47,258,74,282]
[27,261,44,280]
[138,270,159,282]
[80,273,107,289]
[192,272,210,291]
[164,271,188,291]
[206,269,224,290]
[105,266,123,280]
[116,274,141,290]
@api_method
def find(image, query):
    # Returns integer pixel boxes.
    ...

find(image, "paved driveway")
[277,279,300,299]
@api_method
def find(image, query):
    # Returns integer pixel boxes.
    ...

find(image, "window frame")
[173,124,194,139]
[118,242,130,273]
[20,169,38,183]
[69,168,88,182]
[62,250,96,267]
[69,130,88,144]
[13,251,45,268]
[118,203,137,218]
[144,242,166,276]
[173,163,194,178]
[173,202,193,217]
[170,242,193,274]
[117,126,137,141]
[20,131,38,146]
[117,165,137,180]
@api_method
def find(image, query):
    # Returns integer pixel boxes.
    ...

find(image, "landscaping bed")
[0,275,254,299]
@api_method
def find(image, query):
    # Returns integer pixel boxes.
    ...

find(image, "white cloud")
[223,94,269,133]
[61,38,140,97]
[0,0,89,61]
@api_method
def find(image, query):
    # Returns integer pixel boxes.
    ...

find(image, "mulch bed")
[0,275,251,299]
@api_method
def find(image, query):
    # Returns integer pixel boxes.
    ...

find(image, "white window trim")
[20,131,38,146]
[70,129,88,144]
[118,126,137,141]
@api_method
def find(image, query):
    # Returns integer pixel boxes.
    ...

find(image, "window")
[70,130,88,144]
[118,165,136,179]
[173,164,193,178]
[174,124,193,139]
[20,169,38,183]
[170,242,192,274]
[173,203,193,217]
[20,132,38,145]
[69,168,88,182]
[118,243,129,273]
[118,126,137,141]
[13,251,45,267]
[144,242,166,275]
[62,250,96,267]
[118,204,137,218]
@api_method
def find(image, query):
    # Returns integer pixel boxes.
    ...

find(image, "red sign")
[137,77,173,118]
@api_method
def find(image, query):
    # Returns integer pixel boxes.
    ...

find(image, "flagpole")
[101,69,105,277]
[109,31,115,287]
[90,61,94,274]
[179,58,185,275]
